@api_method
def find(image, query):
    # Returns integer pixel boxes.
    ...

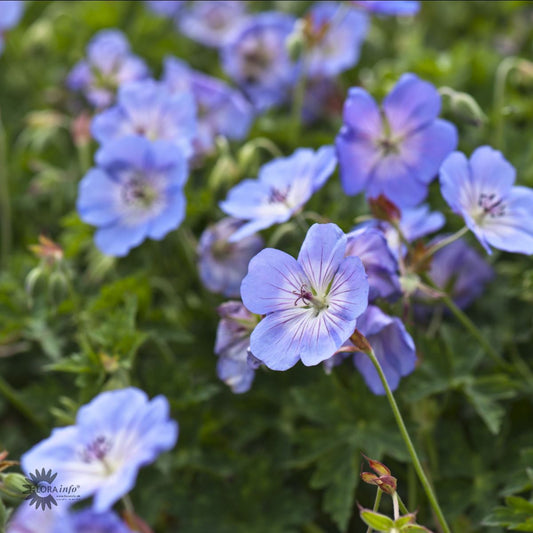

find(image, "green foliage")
[1,1,533,531]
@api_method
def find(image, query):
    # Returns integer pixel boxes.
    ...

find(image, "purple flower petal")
[383,73,441,137]
[241,248,307,314]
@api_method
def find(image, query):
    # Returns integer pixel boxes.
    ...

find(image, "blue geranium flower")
[77,136,188,257]
[197,218,264,297]
[424,237,493,309]
[0,1,24,55]
[91,79,197,158]
[162,56,254,154]
[221,12,298,111]
[345,227,401,301]
[326,306,416,394]
[21,388,178,512]
[241,223,369,370]
[354,306,416,394]
[67,30,149,108]
[220,146,337,242]
[215,301,260,393]
[440,146,533,255]
[305,2,368,78]
[145,0,183,17]
[178,1,249,48]
[336,73,457,207]
[351,1,420,16]
[7,505,132,533]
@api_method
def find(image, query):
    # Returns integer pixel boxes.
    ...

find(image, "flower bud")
[1,473,28,497]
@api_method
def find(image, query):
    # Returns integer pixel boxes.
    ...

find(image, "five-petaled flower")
[241,223,369,370]
[336,73,457,207]
[21,388,178,512]
[439,145,533,255]
[220,146,337,242]
[77,136,188,257]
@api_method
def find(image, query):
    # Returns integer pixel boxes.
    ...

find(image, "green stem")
[290,57,308,143]
[365,489,383,533]
[0,375,46,430]
[416,226,468,266]
[397,493,409,515]
[363,346,451,533]
[0,112,11,269]
[249,137,284,159]
[122,494,135,514]
[422,274,509,370]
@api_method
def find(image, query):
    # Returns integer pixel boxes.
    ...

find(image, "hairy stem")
[361,343,451,533]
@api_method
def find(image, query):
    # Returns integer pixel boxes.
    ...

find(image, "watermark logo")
[23,468,80,510]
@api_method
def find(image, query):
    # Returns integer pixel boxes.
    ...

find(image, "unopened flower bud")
[1,473,28,497]
[369,195,401,224]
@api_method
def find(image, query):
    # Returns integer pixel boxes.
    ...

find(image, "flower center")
[241,44,272,84]
[376,137,400,156]
[473,192,506,224]
[269,187,289,204]
[292,283,329,316]
[80,435,112,464]
[122,176,158,209]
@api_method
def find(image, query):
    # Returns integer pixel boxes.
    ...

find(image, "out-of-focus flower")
[7,505,133,533]
[220,146,337,242]
[198,217,264,297]
[351,1,420,16]
[162,57,253,154]
[353,306,416,394]
[305,2,368,78]
[423,237,493,309]
[336,73,457,207]
[67,30,149,108]
[178,1,248,48]
[91,79,197,158]
[345,227,400,301]
[215,301,260,393]
[145,0,183,17]
[241,223,369,370]
[21,388,178,512]
[0,1,24,55]
[361,203,445,258]
[440,146,533,255]
[77,136,188,257]
[326,306,416,394]
[302,77,345,123]
[221,12,298,111]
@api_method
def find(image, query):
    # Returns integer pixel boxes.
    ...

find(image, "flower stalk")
[357,336,451,533]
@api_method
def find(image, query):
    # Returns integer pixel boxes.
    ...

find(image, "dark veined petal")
[297,223,347,294]
[241,248,307,314]
[482,186,533,255]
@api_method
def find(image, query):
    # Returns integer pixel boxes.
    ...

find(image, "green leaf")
[359,510,394,531]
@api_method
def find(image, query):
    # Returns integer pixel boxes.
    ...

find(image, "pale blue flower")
[21,388,178,512]
[306,2,368,78]
[345,227,400,301]
[221,12,298,111]
[67,30,149,108]
[336,73,457,207]
[162,56,253,154]
[220,146,337,242]
[145,0,183,17]
[241,223,369,370]
[351,1,420,16]
[215,301,260,393]
[440,146,533,255]
[91,79,197,158]
[178,1,248,47]
[424,237,493,309]
[197,218,264,297]
[77,136,188,257]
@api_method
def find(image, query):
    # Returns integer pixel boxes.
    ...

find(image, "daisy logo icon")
[23,468,58,510]
[22,467,81,511]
